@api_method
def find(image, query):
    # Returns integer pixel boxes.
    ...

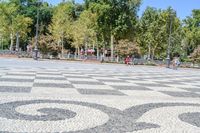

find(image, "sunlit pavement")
[0,58,200,133]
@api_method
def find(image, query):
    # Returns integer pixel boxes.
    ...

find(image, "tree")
[191,46,200,63]
[161,7,183,59]
[183,9,200,56]
[85,0,141,59]
[30,34,61,58]
[49,1,75,56]
[138,7,182,60]
[10,0,53,37]
[0,1,32,51]
[115,39,140,58]
[71,9,97,56]
[138,7,160,59]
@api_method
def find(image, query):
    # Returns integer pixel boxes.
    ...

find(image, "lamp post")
[166,12,173,68]
[34,0,42,60]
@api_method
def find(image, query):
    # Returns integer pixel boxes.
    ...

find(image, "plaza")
[0,58,199,132]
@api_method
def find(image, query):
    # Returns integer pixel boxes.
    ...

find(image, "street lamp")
[34,0,42,60]
[166,12,173,68]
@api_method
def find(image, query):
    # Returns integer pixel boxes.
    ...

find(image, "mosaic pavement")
[0,58,200,132]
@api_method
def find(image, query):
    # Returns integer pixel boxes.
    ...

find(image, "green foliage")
[138,7,183,59]
[191,45,200,63]
[49,2,74,43]
[0,1,33,50]
[87,0,141,39]
[183,9,200,56]
[72,10,97,49]
[13,15,32,39]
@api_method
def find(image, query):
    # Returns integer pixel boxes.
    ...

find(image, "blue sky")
[46,0,200,19]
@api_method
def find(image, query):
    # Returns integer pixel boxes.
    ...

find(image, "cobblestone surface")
[0,58,200,132]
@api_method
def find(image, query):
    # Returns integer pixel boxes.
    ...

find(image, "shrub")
[115,39,141,58]
[191,45,200,63]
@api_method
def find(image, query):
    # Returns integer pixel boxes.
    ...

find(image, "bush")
[31,35,61,58]
[191,46,200,63]
[145,61,157,66]
[115,39,141,57]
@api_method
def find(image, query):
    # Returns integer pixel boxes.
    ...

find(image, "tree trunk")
[148,44,151,60]
[10,33,14,51]
[97,43,99,60]
[75,47,78,59]
[96,36,99,60]
[15,32,19,52]
[61,35,64,58]
[110,34,114,61]
[85,41,88,56]
[103,37,105,56]
[77,47,80,59]
[117,56,119,63]
[152,49,155,60]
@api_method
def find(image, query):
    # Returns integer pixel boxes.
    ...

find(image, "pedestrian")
[173,57,180,70]
[132,56,135,66]
[125,56,131,65]
[100,53,104,63]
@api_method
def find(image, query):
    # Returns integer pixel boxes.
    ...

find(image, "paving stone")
[179,112,200,127]
[33,83,74,88]
[160,91,200,98]
[69,81,105,85]
[0,86,31,93]
[0,58,200,133]
[180,87,200,92]
[97,79,125,83]
[0,78,34,82]
[6,73,36,76]
[35,76,67,80]
[36,73,61,75]
[136,83,169,87]
[77,89,126,95]
[111,85,151,90]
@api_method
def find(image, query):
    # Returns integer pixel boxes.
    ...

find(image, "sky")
[46,0,200,20]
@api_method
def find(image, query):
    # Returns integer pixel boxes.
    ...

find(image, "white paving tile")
[0,82,33,87]
[36,75,64,78]
[1,75,35,79]
[34,79,70,84]
[103,82,137,86]
[147,87,188,92]
[67,78,98,82]
[73,84,115,90]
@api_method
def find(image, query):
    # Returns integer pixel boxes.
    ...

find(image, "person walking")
[173,57,180,70]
